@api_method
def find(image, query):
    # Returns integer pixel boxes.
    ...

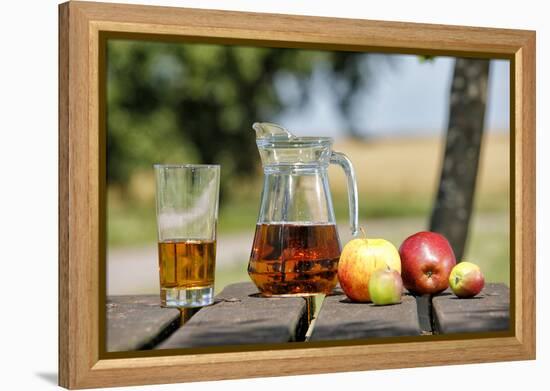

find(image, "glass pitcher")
[247,123,358,296]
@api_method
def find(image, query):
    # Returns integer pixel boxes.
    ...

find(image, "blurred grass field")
[107,132,510,291]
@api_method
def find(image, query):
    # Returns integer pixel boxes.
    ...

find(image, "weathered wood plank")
[157,282,309,349]
[432,283,510,334]
[107,295,181,352]
[309,288,422,341]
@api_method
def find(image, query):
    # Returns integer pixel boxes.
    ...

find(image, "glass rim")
[153,163,220,169]
[256,137,333,148]
[259,136,333,142]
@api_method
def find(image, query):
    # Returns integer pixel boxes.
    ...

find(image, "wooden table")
[106,282,510,352]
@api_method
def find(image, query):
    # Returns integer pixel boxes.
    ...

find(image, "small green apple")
[449,261,485,298]
[368,267,403,305]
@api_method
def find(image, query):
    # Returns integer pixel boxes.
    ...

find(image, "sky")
[278,54,510,139]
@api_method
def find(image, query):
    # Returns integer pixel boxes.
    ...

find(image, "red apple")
[399,231,456,295]
[449,261,485,298]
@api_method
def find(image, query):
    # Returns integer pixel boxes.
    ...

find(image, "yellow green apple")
[449,261,485,298]
[368,268,403,305]
[338,237,401,302]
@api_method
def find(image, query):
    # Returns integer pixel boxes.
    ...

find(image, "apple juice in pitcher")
[247,123,358,296]
[248,223,341,296]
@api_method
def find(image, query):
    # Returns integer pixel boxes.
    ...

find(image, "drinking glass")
[154,164,220,308]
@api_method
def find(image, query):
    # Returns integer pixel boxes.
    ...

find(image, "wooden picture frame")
[59,1,536,388]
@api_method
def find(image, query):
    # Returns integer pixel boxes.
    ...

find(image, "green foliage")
[106,40,372,192]
[418,55,436,63]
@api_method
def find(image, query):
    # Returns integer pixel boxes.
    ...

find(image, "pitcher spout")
[252,122,295,140]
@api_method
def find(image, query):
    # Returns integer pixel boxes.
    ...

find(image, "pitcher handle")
[330,151,359,236]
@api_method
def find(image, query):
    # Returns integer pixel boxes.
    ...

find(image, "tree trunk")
[429,58,490,260]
